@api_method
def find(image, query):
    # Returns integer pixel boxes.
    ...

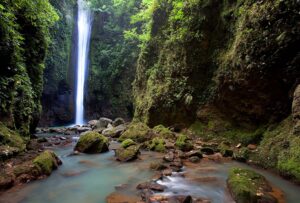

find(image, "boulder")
[118,122,151,143]
[115,145,140,162]
[88,120,98,128]
[96,117,113,128]
[163,152,175,162]
[33,150,62,175]
[227,168,278,203]
[121,139,136,148]
[102,124,127,138]
[112,118,125,127]
[74,132,109,153]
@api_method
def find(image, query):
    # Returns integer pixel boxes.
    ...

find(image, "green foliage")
[147,137,166,152]
[0,122,26,151]
[175,134,193,151]
[0,0,58,134]
[152,124,174,139]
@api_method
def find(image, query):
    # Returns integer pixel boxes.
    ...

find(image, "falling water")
[75,0,92,125]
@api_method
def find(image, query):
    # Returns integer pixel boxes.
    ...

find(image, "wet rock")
[137,182,165,192]
[88,120,98,128]
[75,132,109,153]
[115,145,140,162]
[247,144,257,150]
[77,127,91,134]
[49,128,65,134]
[186,150,203,158]
[112,118,125,127]
[150,162,168,170]
[162,168,173,176]
[37,137,48,143]
[189,156,200,163]
[200,147,214,155]
[227,168,277,203]
[163,152,175,162]
[0,146,21,161]
[96,117,113,128]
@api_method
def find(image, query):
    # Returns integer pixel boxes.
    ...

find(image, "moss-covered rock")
[218,141,233,157]
[227,168,277,203]
[147,137,166,153]
[121,139,136,149]
[75,131,109,153]
[33,150,62,175]
[233,147,250,162]
[175,134,193,152]
[118,122,151,143]
[152,125,174,139]
[115,145,140,162]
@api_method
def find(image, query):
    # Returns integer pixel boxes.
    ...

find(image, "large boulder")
[96,117,113,128]
[118,122,151,143]
[115,145,140,162]
[292,85,300,135]
[102,124,127,138]
[74,132,109,153]
[33,150,62,175]
[227,168,277,203]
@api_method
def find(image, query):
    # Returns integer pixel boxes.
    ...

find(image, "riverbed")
[0,134,300,203]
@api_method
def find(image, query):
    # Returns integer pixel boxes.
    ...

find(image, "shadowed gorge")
[0,0,300,202]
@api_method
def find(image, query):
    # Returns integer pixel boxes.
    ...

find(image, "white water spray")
[75,0,92,125]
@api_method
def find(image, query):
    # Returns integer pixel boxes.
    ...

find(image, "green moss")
[218,141,233,157]
[153,124,174,139]
[227,168,274,203]
[121,139,136,148]
[75,132,109,153]
[175,134,193,151]
[33,150,60,175]
[0,122,25,151]
[147,137,166,152]
[118,122,150,143]
[234,147,250,162]
[115,145,140,162]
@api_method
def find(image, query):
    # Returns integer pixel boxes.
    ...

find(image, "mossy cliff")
[133,0,300,127]
[0,0,58,135]
[86,0,140,120]
[40,0,77,126]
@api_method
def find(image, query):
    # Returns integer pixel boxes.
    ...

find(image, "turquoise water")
[1,136,300,203]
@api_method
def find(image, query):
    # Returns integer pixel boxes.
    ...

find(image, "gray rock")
[112,118,125,127]
[96,117,113,128]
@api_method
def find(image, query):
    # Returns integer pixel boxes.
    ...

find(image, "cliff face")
[134,0,300,127]
[86,2,139,121]
[0,0,58,135]
[39,0,76,126]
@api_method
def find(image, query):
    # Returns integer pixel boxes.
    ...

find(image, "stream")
[1,133,300,203]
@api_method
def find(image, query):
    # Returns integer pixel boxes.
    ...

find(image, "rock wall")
[39,0,77,127]
[134,0,300,127]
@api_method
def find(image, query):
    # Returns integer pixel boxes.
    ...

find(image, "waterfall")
[75,0,92,125]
